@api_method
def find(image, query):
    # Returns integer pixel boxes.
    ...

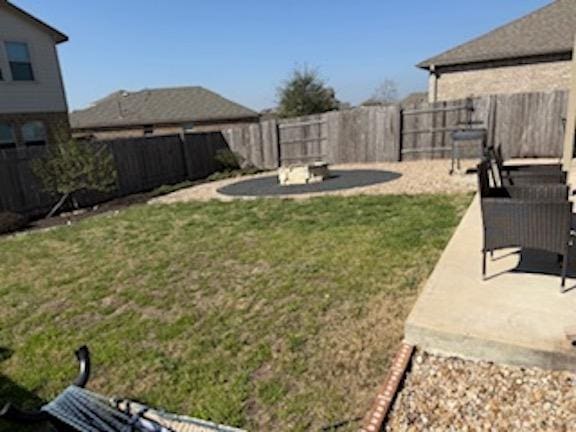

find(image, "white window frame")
[4,41,35,82]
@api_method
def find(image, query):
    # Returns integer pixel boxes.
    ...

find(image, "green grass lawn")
[0,194,471,431]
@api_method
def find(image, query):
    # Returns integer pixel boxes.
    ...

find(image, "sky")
[14,0,551,112]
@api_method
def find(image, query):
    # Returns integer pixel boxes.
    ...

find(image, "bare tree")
[363,79,399,106]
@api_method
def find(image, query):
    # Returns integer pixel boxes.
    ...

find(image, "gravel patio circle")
[150,160,479,205]
[217,169,402,197]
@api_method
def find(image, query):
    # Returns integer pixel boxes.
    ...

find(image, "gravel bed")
[150,160,478,204]
[385,350,576,431]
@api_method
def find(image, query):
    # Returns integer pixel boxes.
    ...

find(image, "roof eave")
[55,34,69,44]
[70,114,261,131]
[4,1,69,44]
[417,49,573,71]
[416,62,432,70]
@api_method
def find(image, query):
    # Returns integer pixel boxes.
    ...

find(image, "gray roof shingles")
[418,0,576,69]
[70,86,259,129]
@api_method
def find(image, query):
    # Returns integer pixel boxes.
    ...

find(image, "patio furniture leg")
[488,164,498,188]
[482,250,487,279]
[450,141,455,175]
[456,142,461,172]
[561,252,568,292]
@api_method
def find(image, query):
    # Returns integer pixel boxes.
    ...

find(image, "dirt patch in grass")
[0,194,471,431]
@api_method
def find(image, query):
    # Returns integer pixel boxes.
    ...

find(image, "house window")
[5,42,34,81]
[143,125,154,136]
[21,121,46,146]
[0,123,16,149]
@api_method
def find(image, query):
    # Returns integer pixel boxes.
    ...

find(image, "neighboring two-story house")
[418,0,576,102]
[0,0,69,150]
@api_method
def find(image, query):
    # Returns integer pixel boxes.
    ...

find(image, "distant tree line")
[275,66,401,117]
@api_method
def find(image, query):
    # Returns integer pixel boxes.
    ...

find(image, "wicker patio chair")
[488,146,566,187]
[478,160,569,201]
[492,145,563,172]
[477,161,573,290]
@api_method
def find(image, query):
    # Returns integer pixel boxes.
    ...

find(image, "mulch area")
[6,169,262,236]
[5,189,174,237]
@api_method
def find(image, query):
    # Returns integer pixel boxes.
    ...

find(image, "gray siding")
[0,7,67,113]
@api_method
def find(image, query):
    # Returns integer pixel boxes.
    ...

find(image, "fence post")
[396,106,403,161]
[326,111,341,164]
[179,133,192,180]
[486,95,498,152]
[275,121,282,167]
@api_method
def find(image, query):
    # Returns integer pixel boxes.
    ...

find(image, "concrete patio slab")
[405,195,576,371]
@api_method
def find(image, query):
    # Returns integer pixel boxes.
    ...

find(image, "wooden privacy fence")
[0,89,569,215]
[400,98,477,159]
[401,91,568,160]
[278,116,327,165]
[222,90,569,167]
[0,132,231,215]
[491,90,567,158]
[0,147,52,216]
[222,105,402,168]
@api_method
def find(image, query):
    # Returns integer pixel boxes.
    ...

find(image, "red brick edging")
[359,343,414,432]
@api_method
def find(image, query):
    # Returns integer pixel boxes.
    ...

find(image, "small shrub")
[0,212,27,235]
[32,133,118,217]
[214,149,245,170]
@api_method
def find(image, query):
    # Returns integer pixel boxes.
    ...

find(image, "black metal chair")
[477,160,573,290]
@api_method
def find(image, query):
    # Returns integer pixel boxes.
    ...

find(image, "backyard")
[0,194,471,431]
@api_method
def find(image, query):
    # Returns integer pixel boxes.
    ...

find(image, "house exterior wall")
[0,7,68,113]
[0,111,69,145]
[431,60,572,102]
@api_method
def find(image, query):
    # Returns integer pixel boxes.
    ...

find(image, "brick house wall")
[431,60,572,102]
[0,111,69,146]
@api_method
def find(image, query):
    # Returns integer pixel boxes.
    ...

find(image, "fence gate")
[277,118,327,165]
[400,97,480,160]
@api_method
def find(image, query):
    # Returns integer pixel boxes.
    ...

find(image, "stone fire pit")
[278,162,330,185]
